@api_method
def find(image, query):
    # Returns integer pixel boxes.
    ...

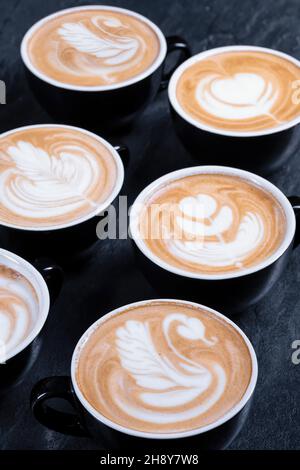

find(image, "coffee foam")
[75,301,252,434]
[0,126,120,229]
[175,50,300,132]
[138,173,286,275]
[26,8,160,87]
[0,264,39,359]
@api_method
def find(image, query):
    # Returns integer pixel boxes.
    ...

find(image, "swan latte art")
[26,8,160,87]
[0,126,119,229]
[176,50,300,132]
[76,301,252,433]
[0,265,39,358]
[138,173,286,275]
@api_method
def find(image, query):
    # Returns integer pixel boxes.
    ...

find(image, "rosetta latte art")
[76,302,252,433]
[27,9,160,86]
[139,173,286,275]
[176,51,300,132]
[0,265,38,359]
[0,127,118,228]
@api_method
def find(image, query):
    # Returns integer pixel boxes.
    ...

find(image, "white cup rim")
[129,165,296,281]
[0,123,124,231]
[168,45,300,137]
[0,248,50,362]
[20,5,167,92]
[71,298,258,440]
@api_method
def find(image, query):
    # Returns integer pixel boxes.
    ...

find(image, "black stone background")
[1,0,300,451]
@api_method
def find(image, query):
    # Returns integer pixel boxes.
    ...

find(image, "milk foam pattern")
[0,127,118,228]
[26,9,160,87]
[139,174,286,275]
[176,51,300,132]
[195,72,279,122]
[76,302,253,433]
[115,314,225,424]
[58,16,140,81]
[169,193,264,268]
[0,266,38,358]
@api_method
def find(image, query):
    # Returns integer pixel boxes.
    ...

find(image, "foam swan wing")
[58,22,139,65]
[116,319,213,408]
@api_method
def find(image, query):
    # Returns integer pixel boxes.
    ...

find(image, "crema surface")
[176,51,300,132]
[27,9,160,87]
[0,127,119,229]
[0,265,38,357]
[138,173,286,275]
[76,301,252,433]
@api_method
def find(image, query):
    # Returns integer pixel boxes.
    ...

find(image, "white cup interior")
[20,5,167,92]
[71,298,258,440]
[0,248,50,362]
[168,45,300,137]
[0,123,125,231]
[129,165,296,281]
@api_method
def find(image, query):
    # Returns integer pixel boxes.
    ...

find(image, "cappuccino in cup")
[24,6,161,88]
[0,265,38,360]
[174,48,300,133]
[0,249,50,362]
[134,169,286,277]
[0,125,124,230]
[74,299,257,435]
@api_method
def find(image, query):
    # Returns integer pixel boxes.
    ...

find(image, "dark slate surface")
[1,0,300,451]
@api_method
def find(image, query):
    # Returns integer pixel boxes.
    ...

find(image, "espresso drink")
[76,300,252,433]
[26,8,160,87]
[0,126,119,229]
[0,264,38,358]
[138,173,286,275]
[176,50,300,132]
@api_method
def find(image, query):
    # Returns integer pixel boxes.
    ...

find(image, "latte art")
[0,126,119,229]
[76,301,252,433]
[138,173,286,275]
[0,265,38,359]
[176,51,300,132]
[26,9,160,87]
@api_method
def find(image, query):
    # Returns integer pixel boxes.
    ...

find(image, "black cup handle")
[114,144,130,169]
[160,36,191,90]
[31,376,89,437]
[288,196,300,249]
[33,258,64,306]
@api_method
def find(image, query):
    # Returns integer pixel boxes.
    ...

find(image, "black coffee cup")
[0,124,126,261]
[129,166,300,313]
[30,299,257,450]
[0,249,63,391]
[168,46,300,175]
[21,5,191,131]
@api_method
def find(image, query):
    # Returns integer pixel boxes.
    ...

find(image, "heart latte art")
[0,126,119,229]
[76,301,252,433]
[26,9,160,87]
[138,173,286,275]
[176,51,300,132]
[0,265,38,360]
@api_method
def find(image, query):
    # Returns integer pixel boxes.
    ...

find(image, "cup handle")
[288,196,300,249]
[159,36,191,90]
[114,144,130,169]
[31,376,89,437]
[33,258,64,306]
